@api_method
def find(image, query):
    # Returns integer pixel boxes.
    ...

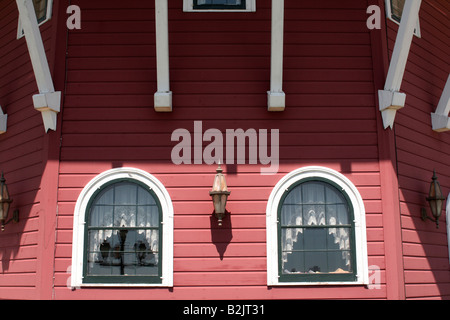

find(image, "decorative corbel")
[431,75,450,132]
[16,0,61,132]
[154,0,172,112]
[267,0,285,112]
[378,0,422,129]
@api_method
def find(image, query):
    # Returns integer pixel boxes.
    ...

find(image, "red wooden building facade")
[0,0,449,300]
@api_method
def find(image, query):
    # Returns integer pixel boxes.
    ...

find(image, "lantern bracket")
[421,207,439,228]
[1,209,19,231]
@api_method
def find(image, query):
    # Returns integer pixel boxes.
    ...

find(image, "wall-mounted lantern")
[0,173,19,232]
[421,170,446,229]
[209,163,230,226]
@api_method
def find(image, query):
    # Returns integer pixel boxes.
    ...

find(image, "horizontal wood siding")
[388,0,450,300]
[53,0,386,299]
[0,0,54,299]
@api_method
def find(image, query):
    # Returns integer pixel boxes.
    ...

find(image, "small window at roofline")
[194,0,245,10]
[17,0,53,39]
[184,0,256,12]
[385,0,421,38]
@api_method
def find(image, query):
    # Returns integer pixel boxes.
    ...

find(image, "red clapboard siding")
[0,0,56,299]
[387,0,450,300]
[48,0,386,300]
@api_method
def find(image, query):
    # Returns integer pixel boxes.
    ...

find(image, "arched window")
[71,168,173,287]
[267,167,368,285]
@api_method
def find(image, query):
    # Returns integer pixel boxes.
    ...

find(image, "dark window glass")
[83,180,162,284]
[278,180,356,282]
[194,0,246,10]
[390,0,405,23]
[33,0,48,23]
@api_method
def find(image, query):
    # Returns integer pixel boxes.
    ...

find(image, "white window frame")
[71,167,174,288]
[266,166,369,286]
[447,193,450,265]
[385,0,421,38]
[183,0,256,12]
[17,0,54,39]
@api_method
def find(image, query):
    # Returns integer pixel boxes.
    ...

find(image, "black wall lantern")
[209,163,230,226]
[421,170,446,229]
[0,173,19,232]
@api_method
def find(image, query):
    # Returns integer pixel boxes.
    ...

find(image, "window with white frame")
[447,193,449,265]
[266,167,369,286]
[184,0,256,12]
[385,0,421,37]
[71,168,174,287]
[17,0,53,39]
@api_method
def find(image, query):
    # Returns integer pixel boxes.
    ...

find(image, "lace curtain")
[86,182,160,276]
[281,181,351,274]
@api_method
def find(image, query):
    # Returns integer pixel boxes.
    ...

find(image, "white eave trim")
[378,0,422,129]
[154,0,172,112]
[16,0,61,132]
[267,0,285,112]
[447,193,450,265]
[431,74,450,132]
[0,107,7,134]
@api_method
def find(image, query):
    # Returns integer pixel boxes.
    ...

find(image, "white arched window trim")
[447,193,450,265]
[266,166,369,286]
[71,167,174,288]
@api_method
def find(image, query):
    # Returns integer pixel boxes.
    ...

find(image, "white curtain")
[87,183,159,274]
[281,182,351,273]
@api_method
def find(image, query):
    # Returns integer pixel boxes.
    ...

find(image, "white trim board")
[154,0,172,112]
[447,193,450,265]
[378,0,422,129]
[267,0,285,112]
[16,0,61,132]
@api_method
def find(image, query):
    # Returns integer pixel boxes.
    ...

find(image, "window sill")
[268,279,368,287]
[73,283,173,288]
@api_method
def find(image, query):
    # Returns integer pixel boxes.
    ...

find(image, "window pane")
[302,182,325,204]
[280,204,302,226]
[89,205,113,228]
[85,181,161,280]
[194,0,245,9]
[279,180,354,279]
[391,0,405,22]
[87,229,159,276]
[33,0,48,23]
[114,183,137,205]
[197,0,242,5]
[137,205,159,228]
[282,251,305,274]
[303,228,327,250]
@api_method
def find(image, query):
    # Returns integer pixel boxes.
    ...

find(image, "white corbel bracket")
[154,0,172,112]
[154,91,173,113]
[431,75,450,132]
[16,0,61,132]
[268,0,285,112]
[33,92,61,132]
[0,107,7,134]
[267,92,285,112]
[379,0,421,129]
[378,90,406,129]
